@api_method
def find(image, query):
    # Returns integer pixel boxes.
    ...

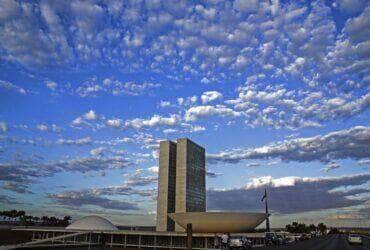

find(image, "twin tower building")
[156,138,206,232]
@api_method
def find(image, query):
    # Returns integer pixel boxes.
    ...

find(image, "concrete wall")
[157,138,206,232]
[175,138,205,231]
[156,141,177,231]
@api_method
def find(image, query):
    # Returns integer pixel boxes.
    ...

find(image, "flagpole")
[265,187,270,232]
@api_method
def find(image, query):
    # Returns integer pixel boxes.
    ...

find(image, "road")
[257,234,370,250]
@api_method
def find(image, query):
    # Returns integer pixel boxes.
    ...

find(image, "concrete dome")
[169,212,266,233]
[66,215,118,231]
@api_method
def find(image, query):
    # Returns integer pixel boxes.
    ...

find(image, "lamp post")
[264,188,270,232]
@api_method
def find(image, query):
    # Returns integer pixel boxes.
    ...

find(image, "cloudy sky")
[0,0,369,228]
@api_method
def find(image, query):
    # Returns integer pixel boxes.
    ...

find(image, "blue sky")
[0,0,369,227]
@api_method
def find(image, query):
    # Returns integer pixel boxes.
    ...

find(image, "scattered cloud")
[0,194,20,205]
[245,162,261,168]
[358,159,370,165]
[45,81,58,91]
[125,114,181,129]
[123,169,157,187]
[206,171,222,178]
[36,124,48,131]
[0,80,26,95]
[208,126,370,164]
[106,118,123,128]
[185,105,241,122]
[147,166,159,174]
[76,77,161,97]
[0,156,133,188]
[48,192,139,211]
[159,101,171,107]
[3,181,32,194]
[57,137,92,146]
[201,91,223,104]
[208,173,370,214]
[0,122,8,133]
[36,124,61,133]
[323,162,341,172]
[90,147,106,157]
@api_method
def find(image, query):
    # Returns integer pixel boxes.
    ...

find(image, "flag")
[261,188,267,202]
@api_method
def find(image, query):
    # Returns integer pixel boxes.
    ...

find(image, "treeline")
[0,210,71,227]
[285,222,329,234]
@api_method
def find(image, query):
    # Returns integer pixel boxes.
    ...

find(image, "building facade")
[156,138,206,232]
[175,138,206,231]
[156,140,177,231]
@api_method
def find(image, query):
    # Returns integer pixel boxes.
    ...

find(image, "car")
[299,234,310,241]
[348,234,362,245]
[265,232,280,245]
[229,236,252,250]
[276,235,287,245]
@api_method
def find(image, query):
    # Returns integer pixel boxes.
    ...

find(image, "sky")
[0,0,369,228]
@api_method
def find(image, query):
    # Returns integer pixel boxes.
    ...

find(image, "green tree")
[308,224,317,232]
[62,216,71,226]
[318,223,327,234]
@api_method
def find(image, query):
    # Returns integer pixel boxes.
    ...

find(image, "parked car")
[299,234,310,241]
[276,235,286,245]
[348,234,362,245]
[265,232,280,245]
[229,236,252,250]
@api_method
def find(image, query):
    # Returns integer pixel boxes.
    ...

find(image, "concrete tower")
[156,138,206,232]
[156,140,177,231]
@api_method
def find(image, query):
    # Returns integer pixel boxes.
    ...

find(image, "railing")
[8,230,266,249]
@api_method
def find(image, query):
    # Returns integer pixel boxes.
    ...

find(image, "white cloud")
[76,77,161,97]
[177,96,198,106]
[163,128,177,134]
[185,105,241,121]
[208,126,370,164]
[245,162,261,167]
[57,137,92,146]
[84,110,98,120]
[90,147,106,157]
[0,80,26,95]
[147,166,159,174]
[159,101,171,107]
[336,0,367,15]
[201,91,223,104]
[190,125,206,132]
[201,77,211,84]
[106,119,122,128]
[0,122,8,133]
[36,124,48,131]
[208,173,370,214]
[233,0,259,13]
[125,114,181,129]
[71,110,100,128]
[244,175,302,189]
[45,81,58,91]
[51,124,61,133]
[358,159,370,165]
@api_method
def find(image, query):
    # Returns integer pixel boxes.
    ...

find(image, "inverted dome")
[169,212,266,233]
[66,215,118,231]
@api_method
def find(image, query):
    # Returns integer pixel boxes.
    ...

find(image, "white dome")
[66,215,118,231]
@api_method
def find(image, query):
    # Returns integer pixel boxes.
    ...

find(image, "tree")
[285,222,323,234]
[62,216,71,226]
[17,210,26,217]
[318,223,327,234]
[1,210,71,227]
[308,224,317,232]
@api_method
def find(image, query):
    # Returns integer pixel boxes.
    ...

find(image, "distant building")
[156,138,206,232]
